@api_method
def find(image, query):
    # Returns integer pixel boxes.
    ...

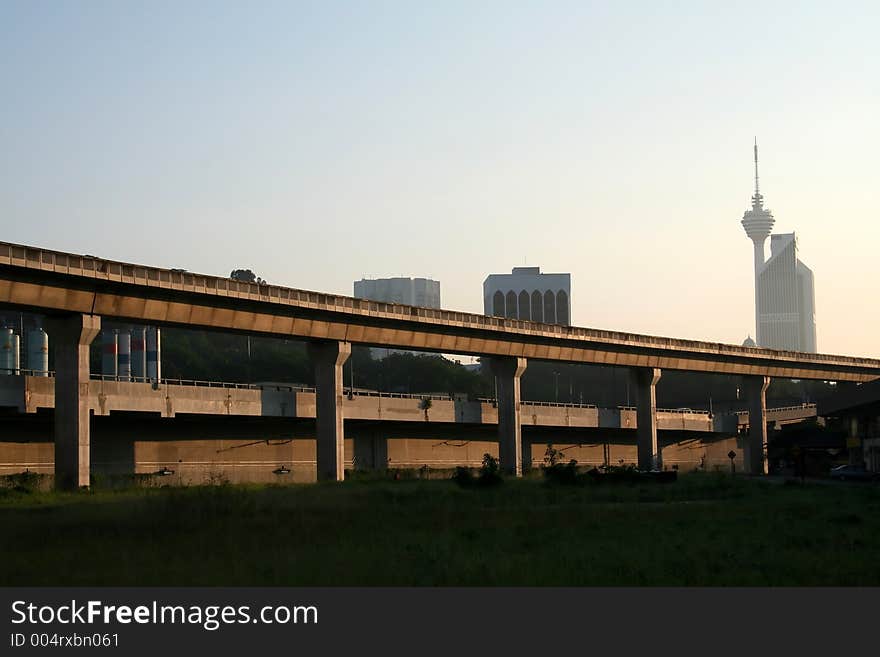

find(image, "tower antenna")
[754,137,760,196]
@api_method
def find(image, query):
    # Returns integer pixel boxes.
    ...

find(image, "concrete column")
[353,431,387,471]
[372,431,388,471]
[743,375,770,475]
[101,329,117,378]
[308,340,351,481]
[146,327,161,382]
[353,434,371,471]
[46,314,101,490]
[631,367,662,471]
[848,416,862,466]
[522,436,533,473]
[489,356,527,476]
[131,327,146,380]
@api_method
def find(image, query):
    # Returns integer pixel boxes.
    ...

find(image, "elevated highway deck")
[0,240,871,485]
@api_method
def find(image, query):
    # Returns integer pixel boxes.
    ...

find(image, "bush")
[477,454,503,487]
[0,471,50,494]
[543,444,564,467]
[543,459,581,485]
[452,466,474,487]
[597,464,642,484]
[451,456,503,488]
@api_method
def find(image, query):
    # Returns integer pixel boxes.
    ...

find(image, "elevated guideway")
[1,240,875,486]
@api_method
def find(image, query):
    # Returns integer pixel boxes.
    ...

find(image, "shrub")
[543,459,580,485]
[543,444,564,467]
[477,454,503,487]
[452,466,474,487]
[599,464,642,484]
[0,470,49,494]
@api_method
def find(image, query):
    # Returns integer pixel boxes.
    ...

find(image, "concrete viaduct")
[2,240,879,489]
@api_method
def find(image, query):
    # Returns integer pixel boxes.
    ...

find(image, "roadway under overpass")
[1,241,876,488]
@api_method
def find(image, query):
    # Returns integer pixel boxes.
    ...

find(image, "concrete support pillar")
[489,356,527,476]
[743,375,770,475]
[308,340,351,481]
[46,314,101,490]
[101,329,117,379]
[353,434,371,471]
[522,436,533,473]
[372,432,388,471]
[631,367,662,471]
[848,416,862,466]
[146,327,161,382]
[353,432,387,471]
[131,327,146,380]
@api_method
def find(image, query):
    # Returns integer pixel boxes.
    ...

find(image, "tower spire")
[751,137,764,210]
[753,137,760,196]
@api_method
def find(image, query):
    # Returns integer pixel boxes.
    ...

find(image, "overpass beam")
[46,314,101,490]
[743,375,770,475]
[632,367,662,471]
[308,340,351,481]
[489,356,528,476]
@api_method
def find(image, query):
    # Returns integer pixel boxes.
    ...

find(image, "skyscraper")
[741,143,817,352]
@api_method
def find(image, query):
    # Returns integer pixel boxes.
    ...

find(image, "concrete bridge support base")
[46,314,101,490]
[743,375,770,475]
[632,367,662,471]
[308,340,351,481]
[489,356,527,477]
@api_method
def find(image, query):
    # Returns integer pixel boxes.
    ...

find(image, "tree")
[229,269,266,284]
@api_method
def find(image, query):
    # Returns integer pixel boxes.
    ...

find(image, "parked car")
[829,465,879,482]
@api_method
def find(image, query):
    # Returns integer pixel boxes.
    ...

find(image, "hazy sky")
[2,1,878,357]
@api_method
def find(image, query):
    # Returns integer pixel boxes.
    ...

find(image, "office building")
[483,267,571,325]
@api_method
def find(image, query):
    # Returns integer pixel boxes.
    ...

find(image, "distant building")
[354,277,440,309]
[483,267,571,325]
[354,277,441,359]
[741,143,817,352]
[756,233,817,352]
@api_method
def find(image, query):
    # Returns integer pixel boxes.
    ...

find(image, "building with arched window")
[483,267,571,326]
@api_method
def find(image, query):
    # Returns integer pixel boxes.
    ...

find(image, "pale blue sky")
[2,1,878,356]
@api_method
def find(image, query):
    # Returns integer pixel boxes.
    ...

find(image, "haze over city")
[2,1,877,356]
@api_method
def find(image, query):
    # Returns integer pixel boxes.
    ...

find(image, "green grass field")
[2,473,879,586]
